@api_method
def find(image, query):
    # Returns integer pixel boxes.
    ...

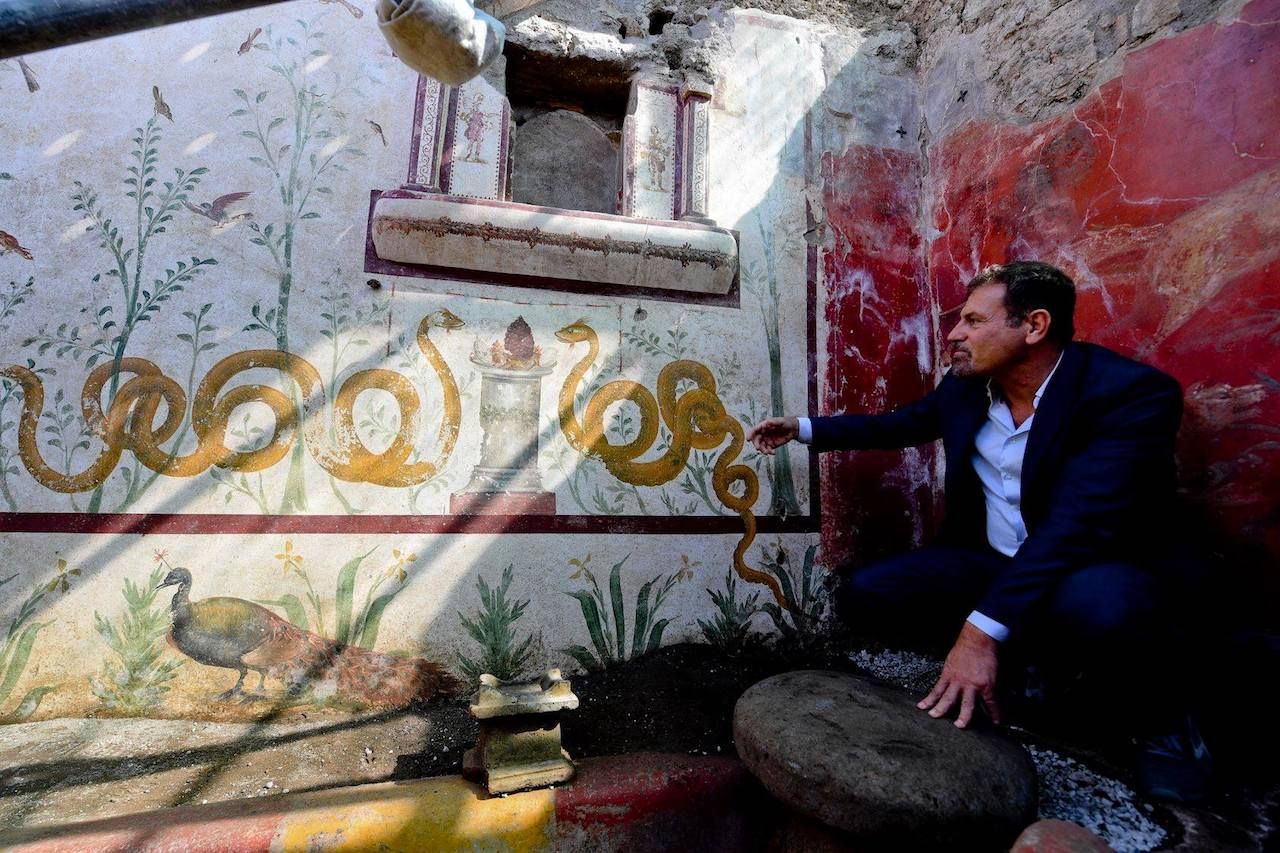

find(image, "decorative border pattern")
[681,91,712,221]
[412,77,447,188]
[399,216,734,270]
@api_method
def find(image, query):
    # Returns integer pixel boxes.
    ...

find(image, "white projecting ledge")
[371,194,739,296]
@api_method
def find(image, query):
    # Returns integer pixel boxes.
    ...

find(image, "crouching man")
[748,261,1211,802]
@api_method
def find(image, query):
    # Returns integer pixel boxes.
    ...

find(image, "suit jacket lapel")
[949,378,991,459]
[1022,342,1087,502]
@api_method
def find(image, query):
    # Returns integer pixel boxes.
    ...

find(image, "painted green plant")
[0,278,48,512]
[0,561,78,723]
[23,116,216,512]
[741,190,804,517]
[234,16,365,513]
[90,565,183,712]
[37,388,94,511]
[758,539,827,649]
[562,553,680,671]
[456,564,535,685]
[697,571,763,657]
[261,542,413,649]
[322,274,388,513]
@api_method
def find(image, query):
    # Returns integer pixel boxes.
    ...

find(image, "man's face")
[946,282,1029,377]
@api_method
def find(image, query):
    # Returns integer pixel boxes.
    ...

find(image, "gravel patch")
[1026,744,1166,852]
[847,647,942,693]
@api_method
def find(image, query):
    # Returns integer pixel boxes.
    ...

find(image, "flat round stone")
[734,670,1037,846]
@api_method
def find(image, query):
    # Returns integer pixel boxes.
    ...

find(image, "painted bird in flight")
[184,192,253,225]
[16,57,38,93]
[153,86,173,122]
[0,231,33,260]
[238,28,263,54]
[318,0,364,18]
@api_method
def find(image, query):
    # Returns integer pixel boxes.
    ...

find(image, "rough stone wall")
[908,0,1249,128]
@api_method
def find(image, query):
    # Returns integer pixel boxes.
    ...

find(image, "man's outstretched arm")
[747,377,955,456]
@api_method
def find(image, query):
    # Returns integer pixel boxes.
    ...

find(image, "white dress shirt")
[797,355,1062,643]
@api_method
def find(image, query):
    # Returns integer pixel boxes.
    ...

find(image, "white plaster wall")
[0,2,900,721]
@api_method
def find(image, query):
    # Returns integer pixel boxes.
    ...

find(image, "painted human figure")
[459,92,490,163]
[642,124,668,192]
[748,260,1213,803]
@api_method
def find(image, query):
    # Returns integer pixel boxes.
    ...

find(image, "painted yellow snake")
[0,309,464,491]
[555,320,787,608]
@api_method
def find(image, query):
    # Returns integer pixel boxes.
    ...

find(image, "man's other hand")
[917,621,1002,729]
[747,416,800,455]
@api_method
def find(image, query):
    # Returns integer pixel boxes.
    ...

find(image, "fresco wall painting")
[0,6,835,724]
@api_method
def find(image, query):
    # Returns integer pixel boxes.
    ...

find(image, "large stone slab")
[733,670,1037,848]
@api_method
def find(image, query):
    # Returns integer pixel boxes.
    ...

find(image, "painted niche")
[368,71,737,297]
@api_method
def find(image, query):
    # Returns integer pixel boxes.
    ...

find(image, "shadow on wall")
[0,6,887,770]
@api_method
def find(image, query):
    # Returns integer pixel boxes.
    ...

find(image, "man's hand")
[746,416,800,455]
[917,622,1002,728]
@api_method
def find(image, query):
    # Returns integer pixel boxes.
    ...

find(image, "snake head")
[428,308,465,331]
[554,319,593,345]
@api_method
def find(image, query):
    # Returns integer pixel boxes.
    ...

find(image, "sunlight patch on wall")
[184,132,218,156]
[59,217,94,243]
[180,42,211,63]
[43,130,82,157]
[305,53,333,73]
[320,135,350,158]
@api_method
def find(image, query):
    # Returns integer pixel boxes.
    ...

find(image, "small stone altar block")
[463,669,579,795]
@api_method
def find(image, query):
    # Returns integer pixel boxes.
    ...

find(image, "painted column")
[407,76,449,191]
[679,78,714,225]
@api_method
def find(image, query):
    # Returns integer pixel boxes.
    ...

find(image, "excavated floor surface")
[0,643,1274,851]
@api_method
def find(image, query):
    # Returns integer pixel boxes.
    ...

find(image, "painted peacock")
[158,567,458,706]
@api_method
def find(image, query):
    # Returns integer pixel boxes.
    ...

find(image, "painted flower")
[275,540,305,576]
[568,553,592,580]
[386,548,417,583]
[675,554,700,583]
[45,558,81,594]
[152,549,169,564]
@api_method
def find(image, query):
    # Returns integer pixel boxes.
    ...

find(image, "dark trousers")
[835,545,1171,729]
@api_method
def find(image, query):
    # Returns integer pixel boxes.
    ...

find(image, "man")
[747,261,1210,801]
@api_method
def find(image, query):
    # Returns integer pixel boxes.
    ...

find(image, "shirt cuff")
[966,610,1010,642]
[797,417,813,444]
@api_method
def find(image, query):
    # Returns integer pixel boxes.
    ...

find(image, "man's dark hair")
[967,260,1076,346]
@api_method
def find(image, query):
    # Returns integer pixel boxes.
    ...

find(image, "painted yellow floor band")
[277,777,555,852]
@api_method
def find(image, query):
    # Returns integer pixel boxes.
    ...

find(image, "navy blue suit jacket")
[810,342,1183,633]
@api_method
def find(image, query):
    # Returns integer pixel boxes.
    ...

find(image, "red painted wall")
[926,0,1280,591]
[819,145,938,567]
[819,0,1280,602]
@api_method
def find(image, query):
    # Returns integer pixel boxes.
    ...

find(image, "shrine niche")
[367,63,739,300]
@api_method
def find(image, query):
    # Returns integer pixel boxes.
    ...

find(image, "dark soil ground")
[396,642,851,780]
[2,641,1276,850]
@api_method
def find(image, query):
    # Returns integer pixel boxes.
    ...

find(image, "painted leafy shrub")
[562,553,679,671]
[90,566,183,712]
[759,540,827,650]
[697,571,763,657]
[456,564,535,685]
